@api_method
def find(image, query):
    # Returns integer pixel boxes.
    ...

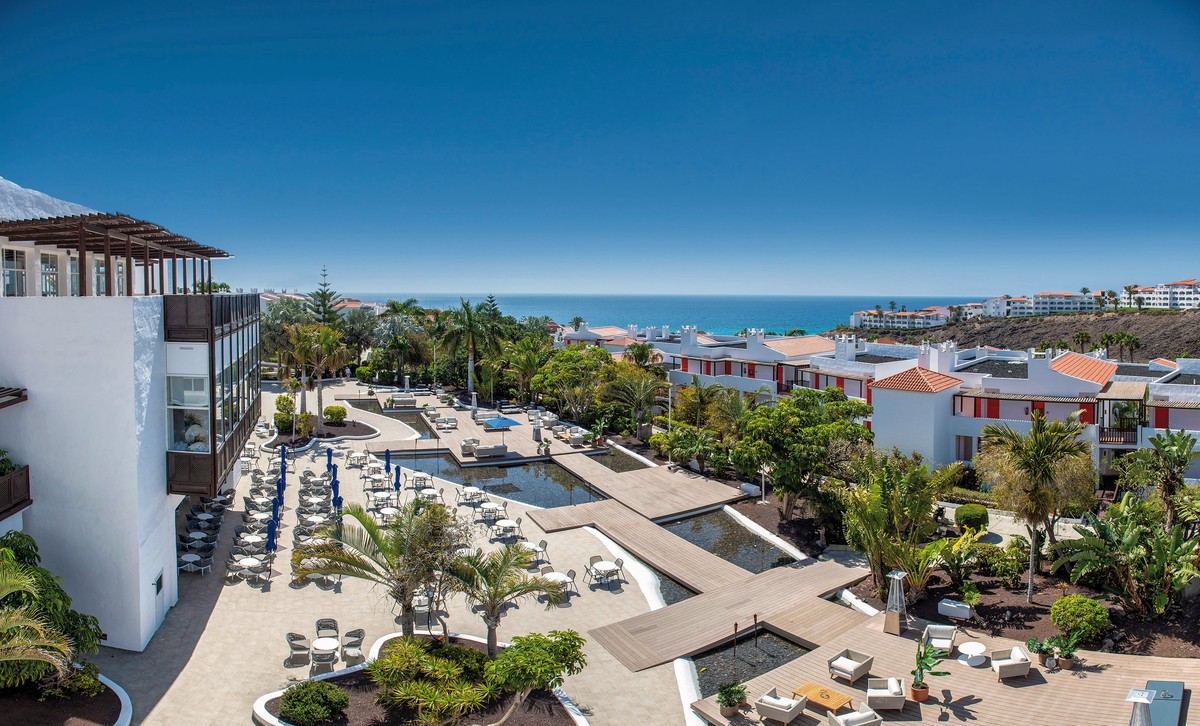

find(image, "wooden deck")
[590,561,869,671]
[691,616,1200,725]
[529,500,750,594]
[553,453,744,521]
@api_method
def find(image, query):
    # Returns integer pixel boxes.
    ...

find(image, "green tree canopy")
[305,266,344,327]
[532,346,613,422]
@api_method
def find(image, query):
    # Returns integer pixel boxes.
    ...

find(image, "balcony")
[0,465,32,521]
[1098,428,1139,445]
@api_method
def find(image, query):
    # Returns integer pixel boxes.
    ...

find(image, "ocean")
[345,293,979,336]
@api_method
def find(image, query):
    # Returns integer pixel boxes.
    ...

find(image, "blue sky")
[2,1,1198,296]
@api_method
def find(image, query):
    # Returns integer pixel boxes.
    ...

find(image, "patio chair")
[342,628,366,662]
[922,624,957,653]
[827,704,882,726]
[827,648,874,684]
[991,647,1031,681]
[311,650,338,674]
[526,539,549,565]
[316,618,339,639]
[564,569,578,594]
[195,556,213,576]
[224,560,244,584]
[584,556,604,585]
[612,558,625,580]
[285,633,311,666]
[866,678,906,710]
[754,688,806,724]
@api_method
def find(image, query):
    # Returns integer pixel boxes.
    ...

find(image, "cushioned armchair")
[922,624,957,653]
[754,688,806,724]
[827,648,874,684]
[827,703,882,726]
[866,677,906,710]
[991,646,1032,681]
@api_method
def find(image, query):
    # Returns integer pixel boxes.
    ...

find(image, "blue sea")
[345,293,979,336]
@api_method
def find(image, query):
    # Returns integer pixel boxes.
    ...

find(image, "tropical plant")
[1049,594,1110,643]
[623,341,663,372]
[603,368,664,438]
[261,296,313,362]
[340,307,379,364]
[304,266,344,327]
[1116,429,1199,530]
[1051,493,1200,618]
[487,630,587,725]
[954,504,989,532]
[683,375,724,428]
[568,315,586,331]
[716,682,748,708]
[501,335,551,403]
[445,544,563,658]
[0,450,16,477]
[1048,631,1082,661]
[292,503,467,636]
[368,637,490,725]
[442,299,502,395]
[910,641,949,690]
[375,313,427,386]
[0,562,71,686]
[311,326,353,434]
[279,679,350,726]
[666,426,720,475]
[531,345,612,422]
[732,387,873,521]
[939,529,985,591]
[980,410,1090,602]
[1072,331,1091,353]
[284,323,320,415]
[1025,636,1054,657]
[323,405,347,424]
[885,539,947,603]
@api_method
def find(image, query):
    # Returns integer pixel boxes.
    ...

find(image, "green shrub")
[323,406,347,424]
[972,542,1023,587]
[425,640,489,683]
[1050,594,1110,642]
[355,365,373,383]
[273,411,294,434]
[279,680,349,726]
[942,486,995,506]
[647,432,670,456]
[39,662,105,701]
[296,412,315,438]
[275,395,295,415]
[955,504,989,532]
[0,449,18,476]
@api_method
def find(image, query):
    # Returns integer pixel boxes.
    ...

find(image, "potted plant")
[910,641,950,702]
[716,682,748,717]
[385,396,396,409]
[1025,637,1054,666]
[1049,632,1081,670]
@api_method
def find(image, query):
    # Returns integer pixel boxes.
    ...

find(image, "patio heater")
[884,570,909,635]
[533,411,542,443]
[1127,688,1154,726]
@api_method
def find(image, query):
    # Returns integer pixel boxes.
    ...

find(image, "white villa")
[0,213,260,651]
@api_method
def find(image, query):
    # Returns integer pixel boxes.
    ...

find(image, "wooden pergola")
[0,213,229,296]
[0,387,28,410]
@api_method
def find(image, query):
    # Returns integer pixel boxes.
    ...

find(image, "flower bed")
[0,676,127,726]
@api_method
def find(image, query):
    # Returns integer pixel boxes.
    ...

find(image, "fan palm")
[605,373,664,438]
[442,299,500,395]
[623,341,662,370]
[284,323,320,415]
[0,564,71,678]
[981,411,1089,602]
[292,503,461,636]
[687,374,724,428]
[445,545,563,658]
[668,427,719,474]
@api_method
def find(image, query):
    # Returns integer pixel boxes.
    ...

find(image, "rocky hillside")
[883,310,1200,362]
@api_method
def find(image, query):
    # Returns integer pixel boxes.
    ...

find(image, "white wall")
[0,296,175,650]
[871,388,957,465]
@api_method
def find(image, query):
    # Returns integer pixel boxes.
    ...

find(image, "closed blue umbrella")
[326,447,333,471]
[280,445,288,472]
[271,496,280,522]
[384,448,392,474]
[266,517,278,544]
[332,476,340,500]
[333,495,343,513]
[276,478,284,499]
[394,466,402,492]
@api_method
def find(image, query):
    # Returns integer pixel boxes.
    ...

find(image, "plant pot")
[1035,653,1050,666]
[910,684,929,702]
[719,705,739,718]
[1057,657,1076,670]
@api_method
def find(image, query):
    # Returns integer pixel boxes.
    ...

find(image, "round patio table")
[461,487,483,501]
[419,488,439,501]
[253,497,272,507]
[592,561,619,589]
[306,515,328,525]
[304,496,325,505]
[543,572,572,588]
[180,553,200,563]
[193,512,215,521]
[241,534,264,544]
[957,641,987,667]
[379,507,399,518]
[188,531,209,540]
[312,637,340,653]
[241,556,263,568]
[251,511,272,522]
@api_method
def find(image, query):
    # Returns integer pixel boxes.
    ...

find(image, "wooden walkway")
[589,561,869,671]
[691,615,1200,725]
[530,500,749,593]
[553,453,744,521]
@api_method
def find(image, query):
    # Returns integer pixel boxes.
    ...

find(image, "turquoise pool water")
[396,453,603,509]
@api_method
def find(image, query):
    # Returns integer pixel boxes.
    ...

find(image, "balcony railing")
[0,465,33,521]
[1098,428,1139,445]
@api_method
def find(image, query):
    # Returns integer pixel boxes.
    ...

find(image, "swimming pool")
[346,399,437,439]
[396,453,604,509]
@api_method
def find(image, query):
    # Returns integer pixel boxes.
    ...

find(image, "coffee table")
[792,682,852,713]
[958,640,987,666]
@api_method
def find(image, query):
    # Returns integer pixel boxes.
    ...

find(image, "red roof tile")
[871,367,962,394]
[1050,352,1118,385]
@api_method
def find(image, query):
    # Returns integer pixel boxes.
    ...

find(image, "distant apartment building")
[0,213,260,651]
[849,303,984,330]
[982,291,1098,317]
[1121,279,1200,309]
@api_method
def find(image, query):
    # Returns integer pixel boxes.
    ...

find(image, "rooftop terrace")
[957,359,1029,379]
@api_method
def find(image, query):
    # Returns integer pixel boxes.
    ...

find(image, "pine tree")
[305,266,343,327]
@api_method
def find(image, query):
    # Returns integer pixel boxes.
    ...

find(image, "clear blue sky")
[2,1,1198,296]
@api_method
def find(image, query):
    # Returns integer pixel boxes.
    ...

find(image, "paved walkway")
[98,387,683,725]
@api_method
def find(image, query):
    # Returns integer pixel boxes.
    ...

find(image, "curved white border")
[720,505,809,563]
[254,631,590,726]
[97,672,132,726]
[604,439,659,468]
[838,588,881,616]
[674,658,708,726]
[583,527,666,610]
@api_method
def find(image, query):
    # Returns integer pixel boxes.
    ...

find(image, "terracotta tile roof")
[762,335,835,358]
[1165,279,1198,286]
[871,367,962,394]
[607,336,638,347]
[1151,358,1179,369]
[1036,291,1075,297]
[1050,352,1118,385]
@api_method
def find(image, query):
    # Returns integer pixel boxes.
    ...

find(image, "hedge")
[323,405,347,424]
[955,503,990,532]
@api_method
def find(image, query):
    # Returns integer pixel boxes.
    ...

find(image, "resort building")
[659,327,836,397]
[0,213,260,651]
[1121,279,1200,308]
[981,291,1098,317]
[848,307,950,330]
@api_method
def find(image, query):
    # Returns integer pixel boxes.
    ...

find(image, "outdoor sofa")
[991,646,1032,681]
[827,648,874,684]
[474,444,508,458]
[754,687,805,724]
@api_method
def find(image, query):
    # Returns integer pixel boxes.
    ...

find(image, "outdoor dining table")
[592,561,620,589]
[239,456,254,467]
[304,496,326,505]
[379,507,399,518]
[251,512,272,522]
[241,556,263,568]
[241,534,264,544]
[493,518,519,537]
[543,571,572,592]
[253,497,272,507]
[419,488,439,501]
[180,553,200,563]
[368,491,393,503]
[312,637,340,654]
[188,531,209,540]
[192,512,215,521]
[306,515,328,525]
[460,487,483,502]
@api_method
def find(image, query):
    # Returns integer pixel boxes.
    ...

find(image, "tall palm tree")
[1124,333,1141,362]
[502,336,549,403]
[292,503,462,636]
[981,411,1089,602]
[383,297,425,320]
[0,563,71,677]
[688,374,724,428]
[375,314,424,385]
[1072,331,1091,352]
[623,341,662,370]
[312,327,353,434]
[1099,332,1118,360]
[446,545,563,658]
[605,373,664,438]
[284,323,320,415]
[442,299,500,395]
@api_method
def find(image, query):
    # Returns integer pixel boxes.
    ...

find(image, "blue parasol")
[280,445,288,472]
[484,416,522,444]
[331,476,340,500]
[271,496,280,522]
[266,517,278,544]
[333,494,343,512]
[384,448,392,473]
[276,477,284,498]
[394,466,402,492]
[326,447,333,471]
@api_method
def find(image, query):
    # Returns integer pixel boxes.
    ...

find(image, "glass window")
[40,253,59,297]
[167,375,210,453]
[93,260,107,296]
[3,250,26,297]
[69,257,79,296]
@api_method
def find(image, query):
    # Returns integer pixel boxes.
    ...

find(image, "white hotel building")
[1122,279,1200,309]
[0,213,260,651]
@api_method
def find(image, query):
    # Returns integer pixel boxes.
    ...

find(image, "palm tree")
[1080,286,1091,296]
[606,373,664,438]
[1143,430,1199,530]
[442,299,500,395]
[1072,331,1091,352]
[375,314,425,385]
[1096,291,1107,311]
[1099,332,1118,359]
[568,315,586,331]
[623,341,662,370]
[1107,290,1119,309]
[1135,295,1146,312]
[668,427,719,474]
[981,411,1089,602]
[688,374,724,428]
[888,300,897,312]
[1054,338,1070,353]
[0,563,71,678]
[383,297,425,320]
[284,323,320,415]
[1124,333,1141,362]
[446,545,563,658]
[312,327,353,434]
[502,336,549,403]
[292,503,463,636]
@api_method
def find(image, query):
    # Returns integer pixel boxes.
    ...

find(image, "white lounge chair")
[475,444,507,458]
[991,646,1031,681]
[827,648,874,684]
[922,624,957,653]
[865,677,905,710]
[827,704,882,726]
[754,688,806,724]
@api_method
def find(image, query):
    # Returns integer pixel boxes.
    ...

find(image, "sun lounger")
[474,444,507,458]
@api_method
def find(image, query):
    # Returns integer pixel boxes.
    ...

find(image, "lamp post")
[666,384,673,467]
